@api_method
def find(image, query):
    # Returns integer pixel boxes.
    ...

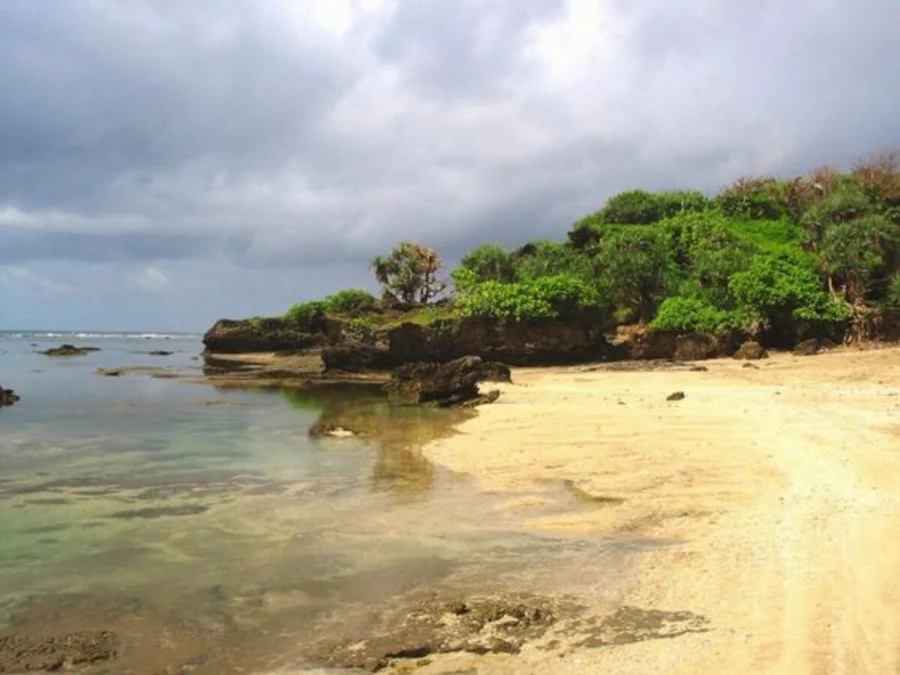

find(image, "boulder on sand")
[793,338,820,356]
[385,356,506,407]
[733,341,768,360]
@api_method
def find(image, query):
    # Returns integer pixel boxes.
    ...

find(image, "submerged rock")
[39,344,100,356]
[308,420,359,438]
[147,350,173,356]
[385,356,506,407]
[0,631,117,672]
[666,391,686,402]
[0,387,20,406]
[733,341,768,360]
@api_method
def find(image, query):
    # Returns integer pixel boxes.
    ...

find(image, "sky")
[1,0,899,332]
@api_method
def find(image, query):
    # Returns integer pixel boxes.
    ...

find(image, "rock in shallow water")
[385,356,507,407]
[39,344,100,356]
[309,593,562,672]
[0,387,19,406]
[0,631,117,672]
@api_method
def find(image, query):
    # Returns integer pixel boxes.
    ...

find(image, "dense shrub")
[456,243,516,284]
[323,289,378,314]
[729,254,848,326]
[656,191,712,218]
[601,190,662,225]
[595,227,678,321]
[715,177,786,220]
[650,297,742,333]
[886,276,900,313]
[512,240,596,283]
[285,301,326,326]
[457,274,603,322]
[853,151,900,206]
[819,214,897,301]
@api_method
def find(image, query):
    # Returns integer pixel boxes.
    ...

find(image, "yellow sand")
[423,347,900,674]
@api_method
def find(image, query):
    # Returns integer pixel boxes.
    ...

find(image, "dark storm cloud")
[1,0,899,276]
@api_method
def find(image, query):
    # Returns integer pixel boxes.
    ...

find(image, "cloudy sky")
[2,0,898,331]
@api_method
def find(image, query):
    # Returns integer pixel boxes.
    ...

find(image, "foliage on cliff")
[284,149,900,344]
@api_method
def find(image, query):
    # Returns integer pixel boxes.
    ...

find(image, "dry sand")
[421,346,900,674]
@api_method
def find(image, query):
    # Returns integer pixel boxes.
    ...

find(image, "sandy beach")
[423,347,900,674]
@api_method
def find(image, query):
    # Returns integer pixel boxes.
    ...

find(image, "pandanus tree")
[371,241,448,305]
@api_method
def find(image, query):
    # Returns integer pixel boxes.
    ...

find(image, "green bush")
[512,240,596,283]
[729,254,848,324]
[322,288,378,314]
[656,191,712,218]
[595,227,678,321]
[801,186,874,245]
[715,177,786,220]
[886,276,900,312]
[456,243,516,284]
[601,190,662,225]
[567,212,605,250]
[457,274,603,322]
[820,214,897,300]
[285,300,325,326]
[650,297,742,333]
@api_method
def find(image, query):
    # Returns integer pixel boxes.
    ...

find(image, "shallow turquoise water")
[0,333,639,672]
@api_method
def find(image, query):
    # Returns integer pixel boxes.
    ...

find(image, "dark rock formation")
[202,318,333,353]
[385,356,504,407]
[386,318,609,366]
[733,341,768,360]
[322,340,393,372]
[0,631,117,672]
[147,350,173,356]
[666,391,686,401]
[39,344,100,356]
[615,326,743,362]
[793,338,821,356]
[0,387,20,406]
[310,593,562,672]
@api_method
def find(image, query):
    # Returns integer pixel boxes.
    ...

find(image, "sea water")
[0,332,635,672]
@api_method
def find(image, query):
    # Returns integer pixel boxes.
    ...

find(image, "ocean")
[0,331,629,672]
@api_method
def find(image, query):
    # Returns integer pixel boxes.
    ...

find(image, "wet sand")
[423,346,900,674]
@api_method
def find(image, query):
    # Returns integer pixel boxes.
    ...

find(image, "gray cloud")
[1,0,900,328]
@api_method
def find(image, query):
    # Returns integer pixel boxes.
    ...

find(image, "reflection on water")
[284,385,473,497]
[0,337,639,673]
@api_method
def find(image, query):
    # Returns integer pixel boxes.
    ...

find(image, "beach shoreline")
[419,346,900,673]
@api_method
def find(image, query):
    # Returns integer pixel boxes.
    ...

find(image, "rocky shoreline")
[201,314,836,388]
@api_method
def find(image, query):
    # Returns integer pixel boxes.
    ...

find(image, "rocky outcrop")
[0,387,19,406]
[386,318,609,366]
[320,318,612,371]
[205,313,758,374]
[321,340,393,372]
[733,341,768,360]
[385,356,504,407]
[309,593,562,672]
[202,318,336,353]
[39,344,100,356]
[613,326,743,361]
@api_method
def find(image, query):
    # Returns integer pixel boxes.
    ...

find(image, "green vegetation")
[282,149,900,344]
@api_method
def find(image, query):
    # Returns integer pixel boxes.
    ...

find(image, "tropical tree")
[371,242,447,305]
